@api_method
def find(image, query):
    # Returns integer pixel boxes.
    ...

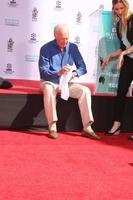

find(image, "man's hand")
[57,65,71,76]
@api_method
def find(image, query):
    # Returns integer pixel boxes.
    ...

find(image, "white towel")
[59,70,72,100]
[59,65,79,100]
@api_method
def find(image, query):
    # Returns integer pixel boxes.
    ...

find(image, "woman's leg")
[108,57,133,134]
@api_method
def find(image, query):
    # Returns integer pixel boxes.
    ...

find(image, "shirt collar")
[53,39,69,52]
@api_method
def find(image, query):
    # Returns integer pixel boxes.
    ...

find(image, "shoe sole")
[48,135,59,139]
[81,131,100,140]
[48,132,59,139]
[113,130,120,135]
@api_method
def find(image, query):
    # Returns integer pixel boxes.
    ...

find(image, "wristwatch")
[72,70,78,77]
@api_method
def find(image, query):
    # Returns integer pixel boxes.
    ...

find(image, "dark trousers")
[114,56,133,122]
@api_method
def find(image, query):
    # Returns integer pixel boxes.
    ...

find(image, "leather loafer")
[81,130,100,140]
[48,131,59,139]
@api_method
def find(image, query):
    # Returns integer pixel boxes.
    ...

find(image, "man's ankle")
[49,122,57,132]
[83,125,93,132]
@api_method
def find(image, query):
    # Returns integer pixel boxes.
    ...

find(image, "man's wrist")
[57,71,61,76]
[72,70,78,77]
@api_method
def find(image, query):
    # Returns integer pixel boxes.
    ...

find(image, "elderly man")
[38,24,100,140]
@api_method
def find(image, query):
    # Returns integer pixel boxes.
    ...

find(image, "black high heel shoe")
[105,126,121,136]
[128,135,133,140]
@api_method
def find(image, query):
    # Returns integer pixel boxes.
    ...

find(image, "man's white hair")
[54,24,69,36]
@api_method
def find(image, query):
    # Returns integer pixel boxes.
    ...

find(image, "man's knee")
[42,83,55,95]
[82,86,91,96]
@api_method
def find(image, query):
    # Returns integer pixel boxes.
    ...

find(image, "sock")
[49,122,57,132]
[83,125,94,132]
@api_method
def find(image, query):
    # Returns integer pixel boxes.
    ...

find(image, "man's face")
[55,31,69,50]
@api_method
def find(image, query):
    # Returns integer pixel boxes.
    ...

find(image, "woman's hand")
[101,49,122,69]
[101,54,111,69]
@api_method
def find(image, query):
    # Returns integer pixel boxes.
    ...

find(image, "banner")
[95,11,120,94]
[0,0,95,82]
